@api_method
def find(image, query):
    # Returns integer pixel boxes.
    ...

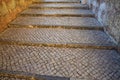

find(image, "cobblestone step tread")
[0,44,120,80]
[29,3,88,9]
[20,9,94,17]
[0,28,115,48]
[35,0,80,3]
[9,16,103,29]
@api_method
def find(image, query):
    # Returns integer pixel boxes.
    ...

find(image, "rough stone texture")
[20,9,94,17]
[0,0,120,80]
[29,3,88,9]
[0,28,115,47]
[9,16,103,28]
[0,0,35,33]
[0,44,120,80]
[86,0,120,52]
[35,0,80,2]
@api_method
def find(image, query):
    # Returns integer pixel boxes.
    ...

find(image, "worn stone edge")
[0,41,116,50]
[0,69,69,80]
[19,13,95,17]
[8,24,104,31]
[33,2,80,4]
[28,7,89,10]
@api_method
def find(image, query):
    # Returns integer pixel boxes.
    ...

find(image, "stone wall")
[86,0,120,51]
[0,0,35,32]
[81,0,88,4]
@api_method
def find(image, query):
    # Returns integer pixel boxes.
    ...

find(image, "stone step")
[33,1,80,4]
[29,3,88,9]
[0,28,116,49]
[20,9,94,17]
[34,0,80,3]
[9,16,103,30]
[0,72,41,80]
[0,44,120,80]
[0,69,69,80]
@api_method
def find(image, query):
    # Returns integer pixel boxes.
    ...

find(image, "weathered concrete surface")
[0,44,120,80]
[20,9,94,17]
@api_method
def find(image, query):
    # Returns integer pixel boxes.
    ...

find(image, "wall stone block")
[0,0,35,32]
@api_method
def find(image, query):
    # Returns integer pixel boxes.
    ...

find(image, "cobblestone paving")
[35,0,80,2]
[29,3,88,9]
[21,9,94,17]
[0,45,120,80]
[10,17,103,28]
[0,0,120,80]
[0,28,115,47]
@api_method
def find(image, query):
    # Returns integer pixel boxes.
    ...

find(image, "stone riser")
[0,71,39,80]
[0,69,70,80]
[8,25,103,31]
[0,41,116,50]
[33,2,80,4]
[29,7,89,9]
[19,14,95,17]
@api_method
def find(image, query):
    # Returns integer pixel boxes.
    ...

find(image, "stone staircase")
[0,0,120,80]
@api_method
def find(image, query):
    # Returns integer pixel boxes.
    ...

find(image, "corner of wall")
[87,0,120,53]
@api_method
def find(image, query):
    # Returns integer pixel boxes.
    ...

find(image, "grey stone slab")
[0,44,120,80]
[9,16,103,29]
[0,28,115,48]
[20,9,94,17]
[29,3,88,9]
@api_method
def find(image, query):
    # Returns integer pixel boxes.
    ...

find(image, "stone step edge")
[0,70,45,80]
[28,7,89,10]
[19,13,95,17]
[0,69,86,80]
[0,41,116,50]
[33,1,81,4]
[8,24,104,31]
